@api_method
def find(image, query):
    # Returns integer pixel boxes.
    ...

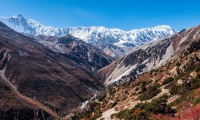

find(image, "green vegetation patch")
[115,95,175,120]
[139,83,161,101]
[170,90,196,109]
[162,77,174,85]
[194,97,200,105]
[169,76,200,95]
[185,64,200,73]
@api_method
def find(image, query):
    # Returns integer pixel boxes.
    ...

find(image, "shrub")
[136,110,150,120]
[187,77,200,90]
[185,65,200,73]
[170,90,196,108]
[116,109,133,120]
[194,97,200,105]
[110,88,117,95]
[111,101,117,107]
[164,81,176,89]
[162,77,174,85]
[90,110,102,120]
[136,95,174,119]
[116,95,175,120]
[176,62,181,66]
[146,95,173,114]
[141,81,147,92]
[139,83,161,100]
[98,94,106,102]
[111,113,117,119]
[135,87,139,91]
[147,80,153,84]
[169,84,182,95]
[116,108,149,120]
[169,76,200,95]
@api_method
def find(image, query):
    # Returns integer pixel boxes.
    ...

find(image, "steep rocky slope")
[0,15,176,58]
[35,35,114,72]
[0,22,104,119]
[73,26,200,120]
[99,26,200,86]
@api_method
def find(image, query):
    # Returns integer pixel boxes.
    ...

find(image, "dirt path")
[97,108,117,120]
[0,67,60,119]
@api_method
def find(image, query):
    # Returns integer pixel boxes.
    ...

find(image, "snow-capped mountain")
[98,25,200,86]
[0,14,176,58]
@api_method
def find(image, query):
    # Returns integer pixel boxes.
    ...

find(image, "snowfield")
[0,15,176,58]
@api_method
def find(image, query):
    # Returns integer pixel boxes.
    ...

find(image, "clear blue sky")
[0,0,200,30]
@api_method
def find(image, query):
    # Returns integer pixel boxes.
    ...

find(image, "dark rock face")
[99,44,126,58]
[123,39,171,67]
[35,35,114,72]
[0,22,104,118]
[182,39,200,55]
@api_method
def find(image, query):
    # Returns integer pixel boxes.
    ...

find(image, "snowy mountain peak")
[12,14,24,18]
[0,15,177,58]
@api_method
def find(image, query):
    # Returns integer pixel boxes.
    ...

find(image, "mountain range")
[99,26,200,86]
[0,14,176,58]
[0,14,200,120]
